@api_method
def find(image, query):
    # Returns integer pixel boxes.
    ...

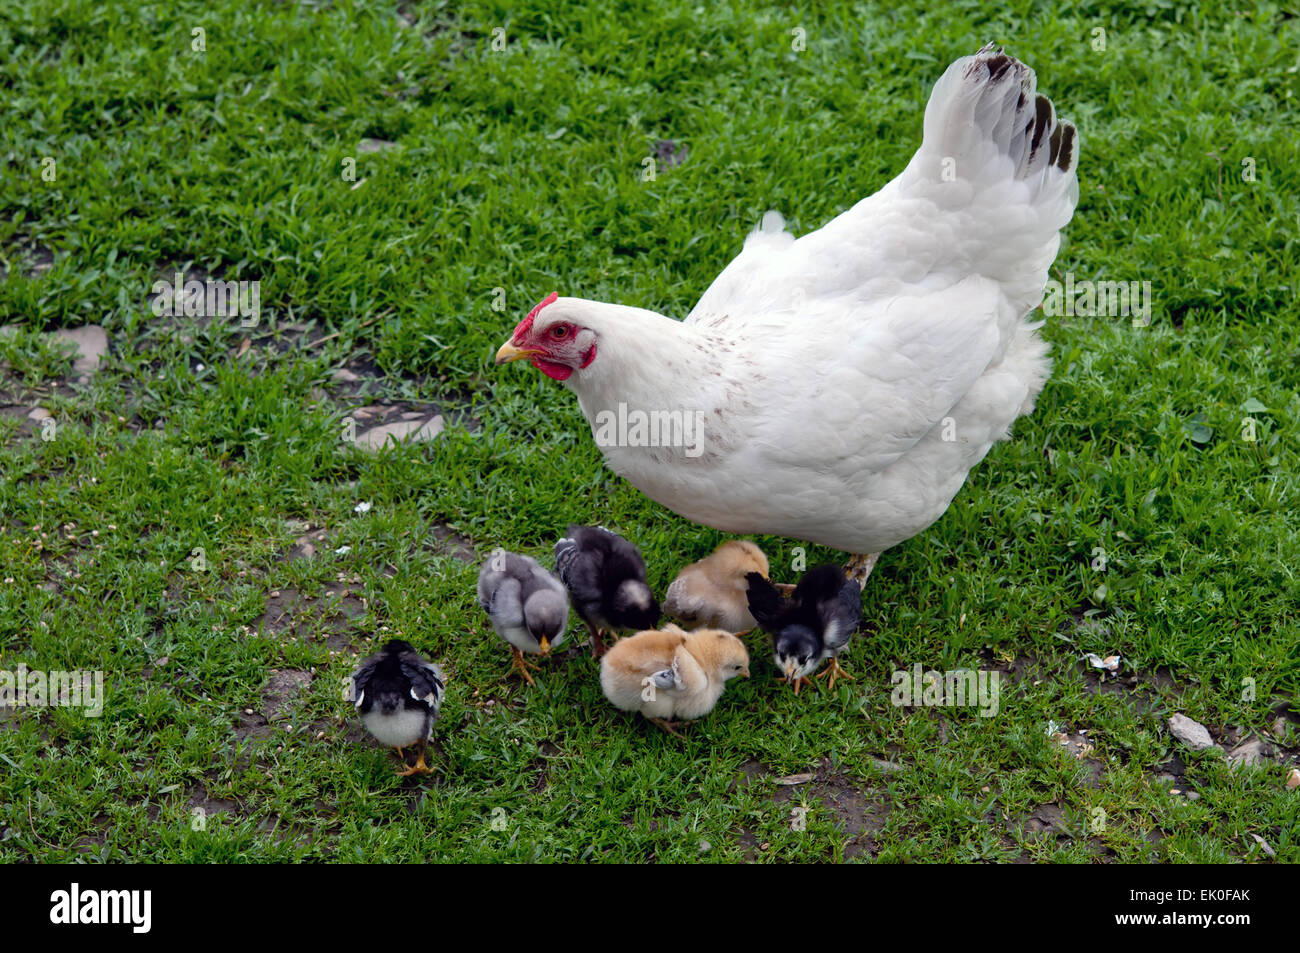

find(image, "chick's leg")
[814,656,855,691]
[844,553,880,590]
[647,717,682,736]
[586,621,610,658]
[396,739,434,776]
[508,646,538,686]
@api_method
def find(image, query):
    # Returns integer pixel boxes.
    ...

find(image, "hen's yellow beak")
[495,341,542,364]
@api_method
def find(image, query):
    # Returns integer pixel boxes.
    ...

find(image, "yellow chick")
[663,540,769,633]
[599,624,750,734]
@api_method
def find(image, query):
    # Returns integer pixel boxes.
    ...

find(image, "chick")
[348,639,445,776]
[554,525,660,656]
[599,624,750,734]
[746,564,862,693]
[664,540,769,633]
[477,549,569,686]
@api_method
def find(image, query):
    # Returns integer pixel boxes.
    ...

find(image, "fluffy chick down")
[664,540,769,632]
[599,624,750,722]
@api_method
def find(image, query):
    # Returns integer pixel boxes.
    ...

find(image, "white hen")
[496,45,1079,584]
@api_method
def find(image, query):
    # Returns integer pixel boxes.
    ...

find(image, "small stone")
[331,368,360,383]
[1168,714,1215,751]
[1251,833,1276,858]
[51,325,109,377]
[357,138,398,154]
[1286,768,1300,791]
[1226,738,1272,769]
[355,415,445,452]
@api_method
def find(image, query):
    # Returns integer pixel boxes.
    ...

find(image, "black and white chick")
[348,639,445,776]
[477,549,569,686]
[554,525,660,656]
[746,565,862,693]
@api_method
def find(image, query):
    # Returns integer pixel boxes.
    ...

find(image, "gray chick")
[477,548,569,686]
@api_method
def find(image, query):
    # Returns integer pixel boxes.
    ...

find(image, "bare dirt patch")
[734,756,890,860]
[257,586,367,650]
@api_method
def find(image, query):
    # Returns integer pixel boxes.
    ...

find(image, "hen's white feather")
[515,46,1078,556]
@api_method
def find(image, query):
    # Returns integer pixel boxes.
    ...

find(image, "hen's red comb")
[512,291,559,338]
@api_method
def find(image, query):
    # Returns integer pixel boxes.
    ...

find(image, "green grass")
[1,0,1298,862]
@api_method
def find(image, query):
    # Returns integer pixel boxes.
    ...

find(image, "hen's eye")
[549,325,569,340]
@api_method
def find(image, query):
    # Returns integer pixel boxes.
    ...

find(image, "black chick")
[554,525,660,656]
[746,565,862,693]
[348,639,445,776]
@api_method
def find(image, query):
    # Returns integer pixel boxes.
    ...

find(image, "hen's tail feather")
[921,43,1078,191]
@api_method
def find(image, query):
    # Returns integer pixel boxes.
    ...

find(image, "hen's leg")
[844,553,880,590]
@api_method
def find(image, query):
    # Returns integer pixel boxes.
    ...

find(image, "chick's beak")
[495,340,542,365]
[538,637,550,655]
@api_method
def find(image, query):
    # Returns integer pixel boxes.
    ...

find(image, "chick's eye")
[549,324,570,340]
